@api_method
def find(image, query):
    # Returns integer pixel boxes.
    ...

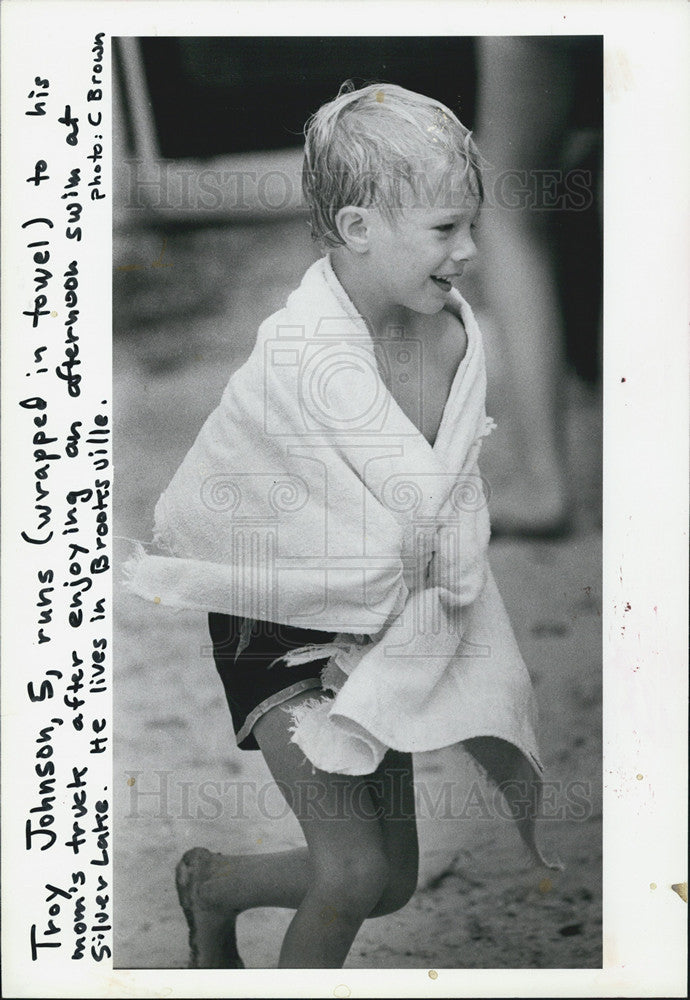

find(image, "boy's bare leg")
[176,695,418,967]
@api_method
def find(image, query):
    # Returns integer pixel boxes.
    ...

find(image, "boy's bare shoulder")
[424,306,467,371]
[443,305,468,358]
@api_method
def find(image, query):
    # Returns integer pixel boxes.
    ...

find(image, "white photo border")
[2,1,688,997]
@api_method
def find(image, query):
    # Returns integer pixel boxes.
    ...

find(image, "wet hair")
[302,80,483,249]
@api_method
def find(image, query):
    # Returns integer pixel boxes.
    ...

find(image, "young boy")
[126,81,547,969]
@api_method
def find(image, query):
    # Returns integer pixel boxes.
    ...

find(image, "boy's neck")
[330,250,411,339]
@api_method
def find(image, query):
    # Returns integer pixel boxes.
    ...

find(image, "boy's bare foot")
[175,847,244,968]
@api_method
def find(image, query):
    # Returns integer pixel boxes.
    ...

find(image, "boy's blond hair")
[302,80,482,248]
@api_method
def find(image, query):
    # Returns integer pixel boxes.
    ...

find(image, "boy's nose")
[450,232,477,263]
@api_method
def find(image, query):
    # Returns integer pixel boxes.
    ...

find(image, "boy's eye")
[435,224,455,233]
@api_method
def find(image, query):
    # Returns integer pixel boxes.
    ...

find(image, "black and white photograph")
[114,33,604,971]
[1,2,687,997]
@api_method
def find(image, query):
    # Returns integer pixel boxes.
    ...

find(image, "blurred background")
[114,37,603,970]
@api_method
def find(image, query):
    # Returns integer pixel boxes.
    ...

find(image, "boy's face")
[363,171,480,317]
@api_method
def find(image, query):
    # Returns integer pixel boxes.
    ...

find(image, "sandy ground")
[113,217,602,970]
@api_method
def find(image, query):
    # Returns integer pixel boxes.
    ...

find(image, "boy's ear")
[334,206,371,252]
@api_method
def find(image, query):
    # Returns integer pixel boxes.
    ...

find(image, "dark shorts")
[208,613,337,750]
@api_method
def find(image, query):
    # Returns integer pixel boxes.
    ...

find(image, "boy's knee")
[374,862,418,916]
[311,849,390,918]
